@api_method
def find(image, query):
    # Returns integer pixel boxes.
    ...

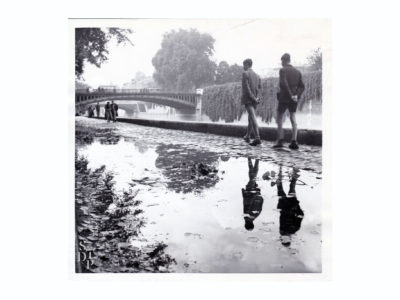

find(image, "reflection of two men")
[276,166,304,247]
[242,158,264,231]
[241,159,304,242]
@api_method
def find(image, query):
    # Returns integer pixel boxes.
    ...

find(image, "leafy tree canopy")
[307,48,322,71]
[75,28,133,79]
[75,80,91,90]
[152,29,217,91]
[215,61,243,84]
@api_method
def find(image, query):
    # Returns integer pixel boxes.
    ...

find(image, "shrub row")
[202,71,322,123]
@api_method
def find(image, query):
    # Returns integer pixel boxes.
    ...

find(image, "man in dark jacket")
[274,53,305,149]
[105,102,111,122]
[111,101,118,122]
[95,102,100,118]
[87,105,94,118]
[241,59,262,146]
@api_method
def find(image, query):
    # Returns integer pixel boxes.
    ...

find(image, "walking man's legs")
[244,113,255,141]
[274,103,299,149]
[246,104,261,146]
[289,112,298,142]
[274,109,285,147]
[288,111,299,149]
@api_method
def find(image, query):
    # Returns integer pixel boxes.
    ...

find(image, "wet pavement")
[76,117,322,273]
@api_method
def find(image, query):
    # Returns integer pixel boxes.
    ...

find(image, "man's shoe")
[243,136,250,143]
[288,140,299,150]
[249,139,261,146]
[272,140,284,148]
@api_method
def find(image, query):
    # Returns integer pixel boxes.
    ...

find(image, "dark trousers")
[106,110,111,122]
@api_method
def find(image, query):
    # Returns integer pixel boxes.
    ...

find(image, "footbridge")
[75,89,201,110]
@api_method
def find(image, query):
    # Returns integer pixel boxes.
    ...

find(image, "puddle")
[76,118,322,273]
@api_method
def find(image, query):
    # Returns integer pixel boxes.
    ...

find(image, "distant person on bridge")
[241,58,262,146]
[105,102,111,122]
[95,102,100,118]
[87,105,94,118]
[274,53,305,150]
[111,101,119,122]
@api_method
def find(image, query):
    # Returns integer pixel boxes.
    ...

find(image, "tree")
[152,29,217,91]
[75,80,91,90]
[134,71,146,81]
[307,48,322,71]
[215,61,242,84]
[229,64,243,82]
[75,28,133,79]
[215,61,230,84]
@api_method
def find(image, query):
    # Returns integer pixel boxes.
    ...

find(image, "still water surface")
[77,117,322,273]
[93,101,322,129]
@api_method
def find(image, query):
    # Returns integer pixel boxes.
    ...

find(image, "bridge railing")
[75,89,199,106]
[76,88,196,95]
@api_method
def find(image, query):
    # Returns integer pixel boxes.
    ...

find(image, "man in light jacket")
[241,58,262,146]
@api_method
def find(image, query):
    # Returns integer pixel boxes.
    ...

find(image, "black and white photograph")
[73,18,329,273]
[3,0,400,299]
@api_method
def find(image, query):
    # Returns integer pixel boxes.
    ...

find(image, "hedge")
[201,71,322,123]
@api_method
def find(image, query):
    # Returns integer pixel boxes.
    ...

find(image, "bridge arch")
[75,91,199,110]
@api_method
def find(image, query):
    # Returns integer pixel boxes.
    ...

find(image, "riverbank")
[91,117,322,146]
[75,125,176,273]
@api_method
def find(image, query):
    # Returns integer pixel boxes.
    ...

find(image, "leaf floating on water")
[262,221,274,225]
[246,237,259,243]
[184,232,203,239]
[262,171,270,180]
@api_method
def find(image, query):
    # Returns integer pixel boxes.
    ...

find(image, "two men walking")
[241,53,305,149]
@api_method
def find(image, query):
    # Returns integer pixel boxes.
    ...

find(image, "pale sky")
[76,19,330,88]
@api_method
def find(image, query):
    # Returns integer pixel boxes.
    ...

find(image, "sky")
[75,19,330,88]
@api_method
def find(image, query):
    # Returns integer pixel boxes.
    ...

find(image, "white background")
[1,0,399,299]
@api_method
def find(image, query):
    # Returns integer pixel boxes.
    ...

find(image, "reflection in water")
[99,134,120,145]
[220,155,230,162]
[155,143,220,194]
[242,158,264,231]
[276,166,304,247]
[134,139,149,154]
[76,117,322,272]
[118,102,321,130]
